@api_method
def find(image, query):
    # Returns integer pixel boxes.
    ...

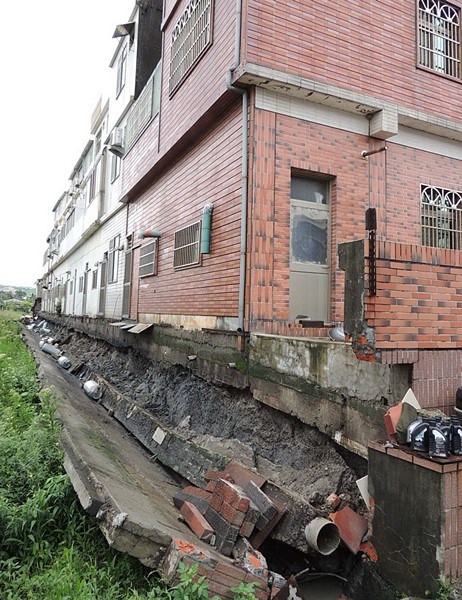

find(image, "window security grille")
[174,221,201,269]
[139,241,157,277]
[169,0,213,94]
[418,0,460,79]
[421,184,462,249]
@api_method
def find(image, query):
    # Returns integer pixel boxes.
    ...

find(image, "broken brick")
[204,469,234,483]
[173,486,211,514]
[206,480,217,493]
[209,493,223,513]
[326,493,341,510]
[224,461,266,489]
[205,506,240,556]
[359,539,378,562]
[160,537,217,584]
[215,479,250,512]
[240,519,256,538]
[219,499,246,527]
[249,496,287,549]
[181,502,214,541]
[244,481,278,522]
[330,506,368,555]
[232,537,268,582]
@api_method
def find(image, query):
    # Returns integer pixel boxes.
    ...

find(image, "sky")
[0,0,134,288]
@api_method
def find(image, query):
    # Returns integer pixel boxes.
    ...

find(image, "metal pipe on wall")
[227,0,248,333]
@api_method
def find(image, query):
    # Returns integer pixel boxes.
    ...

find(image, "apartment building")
[40,0,462,412]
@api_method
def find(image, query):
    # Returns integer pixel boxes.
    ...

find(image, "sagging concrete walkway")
[23,329,270,598]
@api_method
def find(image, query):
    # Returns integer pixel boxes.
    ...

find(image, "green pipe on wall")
[201,204,214,254]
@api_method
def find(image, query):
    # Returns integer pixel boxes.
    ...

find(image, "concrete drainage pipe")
[83,380,103,401]
[304,518,340,555]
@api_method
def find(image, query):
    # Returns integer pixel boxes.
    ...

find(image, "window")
[169,0,213,94]
[290,177,329,266]
[89,167,98,202]
[78,276,84,293]
[116,45,127,97]
[92,270,98,289]
[421,184,462,249]
[69,280,74,295]
[139,240,158,277]
[111,154,121,182]
[174,222,201,268]
[418,0,460,78]
[108,235,120,283]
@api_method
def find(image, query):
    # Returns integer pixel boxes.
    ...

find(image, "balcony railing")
[125,61,161,151]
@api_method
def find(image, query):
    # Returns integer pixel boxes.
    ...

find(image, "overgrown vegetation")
[0,313,258,599]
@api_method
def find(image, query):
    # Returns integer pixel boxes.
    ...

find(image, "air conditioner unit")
[111,127,124,148]
[108,127,125,157]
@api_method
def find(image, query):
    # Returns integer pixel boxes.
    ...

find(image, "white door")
[289,177,330,322]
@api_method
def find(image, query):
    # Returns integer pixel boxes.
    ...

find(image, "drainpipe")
[227,0,248,333]
[201,203,214,254]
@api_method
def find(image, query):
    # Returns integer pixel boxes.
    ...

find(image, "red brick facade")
[118,0,462,408]
[244,0,462,123]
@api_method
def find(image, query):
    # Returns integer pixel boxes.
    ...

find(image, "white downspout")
[226,0,248,333]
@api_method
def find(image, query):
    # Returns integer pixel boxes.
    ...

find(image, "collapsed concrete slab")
[24,329,274,596]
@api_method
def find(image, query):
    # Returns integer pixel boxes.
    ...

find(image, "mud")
[55,327,363,506]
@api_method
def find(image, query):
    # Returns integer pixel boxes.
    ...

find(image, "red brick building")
[116,0,462,411]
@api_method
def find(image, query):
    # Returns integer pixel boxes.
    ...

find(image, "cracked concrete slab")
[23,328,258,581]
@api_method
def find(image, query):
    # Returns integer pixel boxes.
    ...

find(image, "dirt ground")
[48,326,365,509]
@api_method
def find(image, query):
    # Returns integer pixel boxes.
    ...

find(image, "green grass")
[0,314,159,598]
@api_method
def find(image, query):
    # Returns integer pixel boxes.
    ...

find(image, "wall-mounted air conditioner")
[108,127,125,157]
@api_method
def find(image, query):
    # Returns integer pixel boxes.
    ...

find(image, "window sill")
[416,64,461,85]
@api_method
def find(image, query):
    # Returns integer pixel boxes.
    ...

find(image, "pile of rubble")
[174,466,283,554]
[171,460,376,597]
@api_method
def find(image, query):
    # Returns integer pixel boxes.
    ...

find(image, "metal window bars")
[421,184,462,250]
[419,0,460,79]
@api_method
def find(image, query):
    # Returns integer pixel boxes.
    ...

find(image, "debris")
[383,403,403,439]
[329,506,368,555]
[355,476,370,507]
[57,356,71,369]
[326,493,341,510]
[272,575,303,600]
[152,427,166,445]
[305,517,340,555]
[83,380,103,400]
[41,343,62,358]
[402,388,421,410]
[181,501,214,542]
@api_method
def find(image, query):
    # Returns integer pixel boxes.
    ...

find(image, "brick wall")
[244,0,462,123]
[159,0,235,157]
[367,241,462,351]
[248,108,371,332]
[126,106,242,318]
[248,109,462,338]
